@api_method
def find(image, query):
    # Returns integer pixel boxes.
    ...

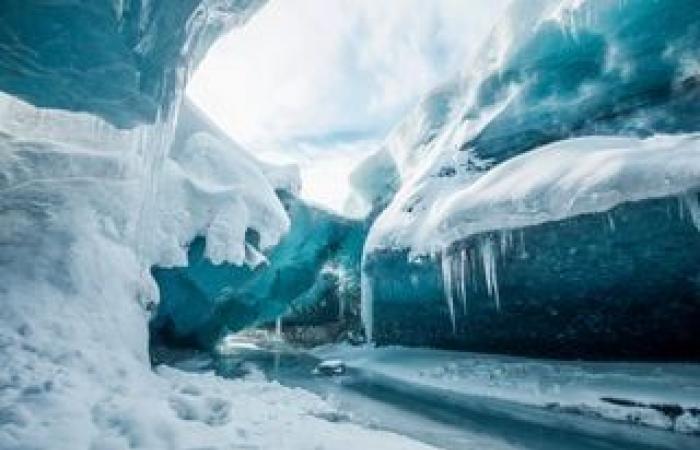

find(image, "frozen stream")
[158,339,700,450]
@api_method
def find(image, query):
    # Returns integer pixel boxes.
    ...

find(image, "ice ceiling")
[187,0,509,214]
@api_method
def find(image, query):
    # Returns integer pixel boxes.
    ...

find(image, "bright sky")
[187,0,509,215]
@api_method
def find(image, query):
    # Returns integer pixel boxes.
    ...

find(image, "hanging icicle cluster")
[439,230,521,332]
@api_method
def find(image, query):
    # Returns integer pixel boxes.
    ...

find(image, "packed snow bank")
[315,345,700,436]
[368,133,700,256]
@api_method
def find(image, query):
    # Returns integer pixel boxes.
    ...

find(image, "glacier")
[359,0,700,357]
[2,0,700,447]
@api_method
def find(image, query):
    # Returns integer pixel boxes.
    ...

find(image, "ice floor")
[313,345,700,436]
[173,335,700,449]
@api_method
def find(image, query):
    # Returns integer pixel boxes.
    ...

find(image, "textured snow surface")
[315,345,700,436]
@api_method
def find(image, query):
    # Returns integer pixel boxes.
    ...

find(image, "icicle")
[360,268,374,343]
[607,213,616,232]
[360,262,374,343]
[441,251,456,333]
[338,292,345,321]
[275,317,282,340]
[518,230,527,259]
[480,236,501,310]
[470,247,478,291]
[498,229,515,258]
[682,192,700,232]
[459,249,468,314]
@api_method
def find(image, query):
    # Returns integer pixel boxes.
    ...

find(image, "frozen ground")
[313,345,700,436]
[202,336,700,449]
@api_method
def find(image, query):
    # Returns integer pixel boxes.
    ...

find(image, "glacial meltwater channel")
[156,337,699,450]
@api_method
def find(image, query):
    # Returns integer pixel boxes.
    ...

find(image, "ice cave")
[1,1,700,449]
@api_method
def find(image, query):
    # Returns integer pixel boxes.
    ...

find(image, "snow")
[425,134,700,254]
[0,90,430,449]
[314,345,700,435]
[366,133,700,257]
[157,127,290,267]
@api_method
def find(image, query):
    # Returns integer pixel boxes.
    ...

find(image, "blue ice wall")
[464,0,700,163]
[151,191,365,348]
[367,195,700,359]
[0,0,264,127]
[363,0,700,359]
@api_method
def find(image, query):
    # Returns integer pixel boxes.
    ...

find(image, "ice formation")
[0,0,265,127]
[408,133,700,255]
[363,0,700,256]
[358,0,700,356]
[151,189,365,349]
